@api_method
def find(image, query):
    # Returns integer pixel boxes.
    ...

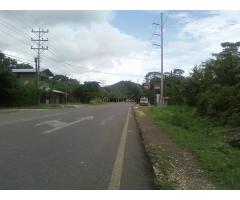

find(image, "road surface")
[0,103,155,189]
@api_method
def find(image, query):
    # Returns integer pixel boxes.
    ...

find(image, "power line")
[3,53,34,64]
[0,28,35,60]
[3,11,58,55]
[15,13,142,78]
[0,28,31,46]
[163,11,171,27]
[11,11,33,30]
[142,12,162,78]
[12,12,61,55]
[41,54,81,75]
[42,53,141,78]
[0,19,35,60]
[0,20,34,42]
[2,12,138,79]
[1,12,143,80]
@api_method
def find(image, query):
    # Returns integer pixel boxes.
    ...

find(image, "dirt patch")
[134,108,215,189]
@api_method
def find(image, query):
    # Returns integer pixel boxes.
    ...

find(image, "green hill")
[104,81,143,100]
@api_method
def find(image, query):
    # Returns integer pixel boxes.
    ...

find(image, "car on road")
[140,97,149,106]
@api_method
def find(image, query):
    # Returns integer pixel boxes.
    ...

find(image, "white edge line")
[108,106,131,190]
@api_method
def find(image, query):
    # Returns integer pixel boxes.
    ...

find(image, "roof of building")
[11,68,54,77]
[12,68,36,73]
[52,89,65,94]
[41,69,54,77]
[45,88,65,94]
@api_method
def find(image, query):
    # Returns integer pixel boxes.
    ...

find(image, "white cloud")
[157,11,240,75]
[0,11,149,85]
[170,12,193,24]
[43,22,149,82]
[0,11,114,26]
[2,11,240,85]
[179,11,240,50]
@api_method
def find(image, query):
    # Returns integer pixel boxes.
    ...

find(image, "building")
[41,88,66,104]
[12,68,66,104]
[11,68,54,85]
[142,82,150,89]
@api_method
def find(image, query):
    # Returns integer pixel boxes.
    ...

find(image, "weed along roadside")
[134,105,214,189]
[134,105,240,189]
[0,104,82,113]
[0,102,109,113]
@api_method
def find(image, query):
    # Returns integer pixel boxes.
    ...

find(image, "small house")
[11,68,54,84]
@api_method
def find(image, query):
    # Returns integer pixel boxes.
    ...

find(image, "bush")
[0,71,38,107]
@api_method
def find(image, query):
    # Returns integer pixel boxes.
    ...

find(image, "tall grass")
[142,105,240,189]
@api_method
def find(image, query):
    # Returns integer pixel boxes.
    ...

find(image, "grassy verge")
[141,105,240,189]
[24,103,83,109]
[0,102,112,113]
[0,103,83,113]
[145,144,178,189]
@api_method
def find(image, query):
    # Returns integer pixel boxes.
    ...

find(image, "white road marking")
[80,161,85,165]
[98,115,115,126]
[108,106,131,190]
[35,119,66,127]
[41,116,94,134]
[0,111,71,126]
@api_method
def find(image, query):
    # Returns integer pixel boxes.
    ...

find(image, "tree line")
[1,41,239,127]
[0,51,143,107]
[144,42,240,127]
[0,53,102,106]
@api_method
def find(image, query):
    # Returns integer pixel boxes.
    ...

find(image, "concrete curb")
[133,107,215,190]
[133,108,159,189]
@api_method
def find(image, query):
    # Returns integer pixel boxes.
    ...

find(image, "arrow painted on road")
[36,116,94,134]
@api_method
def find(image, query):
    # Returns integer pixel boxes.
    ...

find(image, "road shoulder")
[0,104,83,114]
[133,106,215,189]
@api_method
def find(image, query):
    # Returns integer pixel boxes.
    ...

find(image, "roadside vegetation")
[0,51,143,108]
[143,42,240,128]
[139,42,240,189]
[142,42,240,144]
[141,105,240,189]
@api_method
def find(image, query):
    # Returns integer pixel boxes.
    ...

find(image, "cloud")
[3,11,240,84]
[169,11,193,24]
[44,22,149,77]
[0,11,114,27]
[179,11,240,50]
[158,10,240,75]
[0,11,149,84]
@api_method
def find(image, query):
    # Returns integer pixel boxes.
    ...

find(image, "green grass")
[141,105,240,189]
[145,144,178,189]
[0,102,111,113]
[0,103,83,113]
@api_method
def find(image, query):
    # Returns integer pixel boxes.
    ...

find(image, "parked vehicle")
[140,97,149,106]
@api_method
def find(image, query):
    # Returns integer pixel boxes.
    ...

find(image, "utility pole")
[34,57,38,96]
[160,12,164,104]
[31,29,48,104]
[65,80,68,104]
[152,12,164,105]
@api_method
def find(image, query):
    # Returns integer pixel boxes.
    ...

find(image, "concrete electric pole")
[160,12,164,104]
[152,12,164,105]
[31,29,48,104]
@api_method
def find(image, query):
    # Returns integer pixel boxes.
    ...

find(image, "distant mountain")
[104,81,143,100]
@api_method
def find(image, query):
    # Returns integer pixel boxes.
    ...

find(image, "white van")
[140,97,149,106]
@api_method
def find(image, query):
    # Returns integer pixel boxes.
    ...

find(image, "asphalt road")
[0,103,155,189]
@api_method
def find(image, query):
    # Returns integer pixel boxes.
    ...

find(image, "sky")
[1,10,240,85]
